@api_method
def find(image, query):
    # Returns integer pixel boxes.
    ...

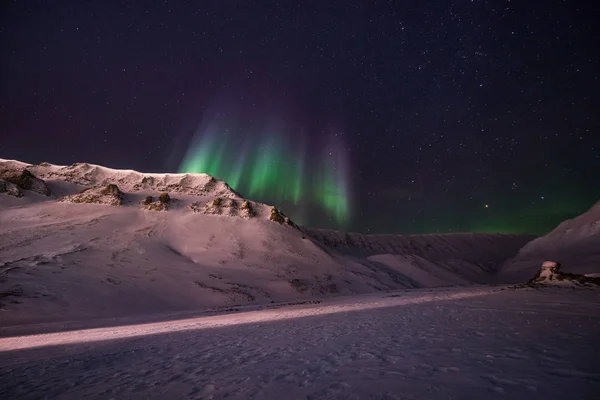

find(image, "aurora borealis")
[2,1,600,235]
[178,104,351,226]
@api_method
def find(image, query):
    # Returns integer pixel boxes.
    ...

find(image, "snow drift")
[0,158,535,325]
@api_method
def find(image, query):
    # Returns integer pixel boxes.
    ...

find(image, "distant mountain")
[304,228,534,286]
[501,200,600,282]
[0,158,533,325]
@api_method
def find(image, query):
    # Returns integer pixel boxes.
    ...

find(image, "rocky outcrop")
[269,207,296,227]
[0,179,23,197]
[59,184,123,206]
[528,261,600,287]
[190,197,257,218]
[189,198,296,226]
[141,192,172,211]
[239,200,257,218]
[0,168,51,196]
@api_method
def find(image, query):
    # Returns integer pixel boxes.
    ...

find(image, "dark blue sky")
[1,1,599,234]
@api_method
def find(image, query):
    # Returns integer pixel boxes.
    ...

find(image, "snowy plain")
[1,286,600,399]
[1,158,600,399]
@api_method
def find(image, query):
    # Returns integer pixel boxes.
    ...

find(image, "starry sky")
[1,1,599,235]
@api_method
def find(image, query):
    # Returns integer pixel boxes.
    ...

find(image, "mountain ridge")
[0,158,538,325]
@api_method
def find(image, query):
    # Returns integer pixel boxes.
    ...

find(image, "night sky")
[2,1,599,235]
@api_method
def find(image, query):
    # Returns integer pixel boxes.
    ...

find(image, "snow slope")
[1,286,599,399]
[1,158,533,325]
[305,229,534,286]
[502,201,600,282]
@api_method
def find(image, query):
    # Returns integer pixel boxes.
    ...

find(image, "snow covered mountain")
[501,200,600,282]
[305,228,532,285]
[0,158,534,325]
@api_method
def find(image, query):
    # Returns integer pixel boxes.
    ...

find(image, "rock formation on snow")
[0,168,51,196]
[188,198,296,226]
[269,206,296,227]
[191,197,252,218]
[528,261,600,287]
[0,179,23,197]
[58,184,124,206]
[141,192,172,211]
[197,197,247,217]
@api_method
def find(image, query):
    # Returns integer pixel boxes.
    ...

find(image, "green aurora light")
[179,123,351,226]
